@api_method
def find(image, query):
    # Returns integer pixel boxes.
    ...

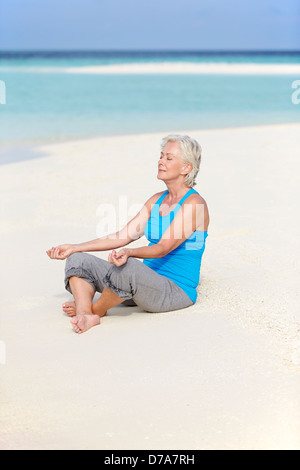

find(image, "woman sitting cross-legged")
[46,134,209,334]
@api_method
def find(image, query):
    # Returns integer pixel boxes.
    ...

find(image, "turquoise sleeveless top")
[143,188,208,303]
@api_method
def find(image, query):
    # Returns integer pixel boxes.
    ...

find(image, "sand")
[0,123,300,450]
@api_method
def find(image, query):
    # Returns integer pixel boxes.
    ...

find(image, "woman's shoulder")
[145,190,166,205]
[188,189,208,207]
[142,191,166,216]
[187,189,210,231]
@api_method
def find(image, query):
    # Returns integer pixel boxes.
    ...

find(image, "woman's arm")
[132,195,204,258]
[110,194,209,266]
[46,192,163,260]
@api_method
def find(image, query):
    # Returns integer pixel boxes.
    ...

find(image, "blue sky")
[0,0,299,50]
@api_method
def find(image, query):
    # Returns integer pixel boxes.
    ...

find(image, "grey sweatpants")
[64,253,193,313]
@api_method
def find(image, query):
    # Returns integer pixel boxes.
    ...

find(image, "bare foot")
[71,313,100,334]
[62,301,76,317]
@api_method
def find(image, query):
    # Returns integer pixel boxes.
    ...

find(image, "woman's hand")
[46,244,75,260]
[108,248,129,267]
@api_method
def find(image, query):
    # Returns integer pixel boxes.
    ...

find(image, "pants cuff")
[64,267,97,293]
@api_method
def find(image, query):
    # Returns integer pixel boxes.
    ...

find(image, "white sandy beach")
[0,123,300,450]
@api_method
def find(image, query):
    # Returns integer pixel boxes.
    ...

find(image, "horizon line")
[0,49,300,54]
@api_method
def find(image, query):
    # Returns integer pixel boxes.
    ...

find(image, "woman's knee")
[104,258,138,296]
[108,258,137,279]
[65,253,98,293]
[65,252,90,271]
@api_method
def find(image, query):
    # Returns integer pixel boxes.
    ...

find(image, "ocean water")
[0,51,299,158]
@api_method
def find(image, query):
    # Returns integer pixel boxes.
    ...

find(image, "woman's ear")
[182,162,193,176]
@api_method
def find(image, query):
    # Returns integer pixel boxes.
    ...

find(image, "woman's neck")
[165,182,191,201]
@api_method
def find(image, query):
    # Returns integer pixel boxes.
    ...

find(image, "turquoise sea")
[0,51,299,163]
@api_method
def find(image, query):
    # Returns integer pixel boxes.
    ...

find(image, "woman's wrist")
[71,244,81,254]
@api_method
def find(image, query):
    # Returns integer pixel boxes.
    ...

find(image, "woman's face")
[157,142,190,183]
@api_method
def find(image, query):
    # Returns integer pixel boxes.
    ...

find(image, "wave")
[1,62,300,75]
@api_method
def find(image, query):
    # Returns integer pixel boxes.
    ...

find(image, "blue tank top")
[143,188,208,303]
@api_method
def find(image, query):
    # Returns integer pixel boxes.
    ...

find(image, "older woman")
[46,135,209,334]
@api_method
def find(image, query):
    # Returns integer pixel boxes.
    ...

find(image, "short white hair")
[160,134,202,187]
